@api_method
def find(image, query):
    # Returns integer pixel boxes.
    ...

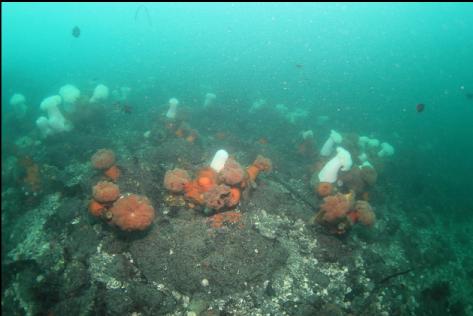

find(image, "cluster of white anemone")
[33,83,110,138]
[358,135,395,159]
[316,130,395,185]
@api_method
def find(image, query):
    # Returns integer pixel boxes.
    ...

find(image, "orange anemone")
[184,181,205,204]
[186,134,196,143]
[347,210,359,223]
[91,149,116,170]
[245,155,272,185]
[316,182,333,197]
[198,177,212,189]
[196,168,217,192]
[227,187,241,207]
[246,165,260,183]
[184,168,218,205]
[104,165,120,182]
[186,130,198,143]
[175,128,185,138]
[89,199,105,217]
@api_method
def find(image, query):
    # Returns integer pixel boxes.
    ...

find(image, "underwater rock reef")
[2,87,472,316]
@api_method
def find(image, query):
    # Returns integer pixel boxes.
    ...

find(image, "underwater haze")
[2,2,473,316]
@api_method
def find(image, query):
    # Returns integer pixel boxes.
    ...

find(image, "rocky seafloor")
[2,113,472,316]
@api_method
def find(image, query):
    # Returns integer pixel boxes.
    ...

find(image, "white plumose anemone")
[10,93,26,107]
[301,130,314,140]
[378,142,395,157]
[358,152,368,163]
[358,136,379,150]
[59,84,80,104]
[89,84,109,103]
[210,149,229,172]
[36,117,53,137]
[166,98,179,119]
[318,147,353,183]
[203,93,216,107]
[9,93,27,118]
[358,136,370,150]
[59,84,81,112]
[320,130,343,156]
[37,95,73,136]
[361,161,374,169]
[368,138,380,148]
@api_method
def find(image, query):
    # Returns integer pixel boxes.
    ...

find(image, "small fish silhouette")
[122,105,132,114]
[72,26,80,38]
[416,103,425,113]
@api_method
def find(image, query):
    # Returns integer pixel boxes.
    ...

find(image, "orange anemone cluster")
[91,148,121,182]
[89,180,120,217]
[315,192,376,234]
[245,155,272,185]
[219,158,245,185]
[89,186,155,232]
[163,154,272,213]
[319,192,354,223]
[183,167,219,205]
[310,133,382,234]
[167,121,200,144]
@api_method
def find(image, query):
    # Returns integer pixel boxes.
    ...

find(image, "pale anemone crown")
[301,130,314,140]
[166,98,179,119]
[318,146,353,183]
[358,136,379,149]
[204,93,217,107]
[169,98,179,106]
[368,138,380,148]
[59,84,81,104]
[358,152,368,163]
[358,136,369,148]
[40,95,62,112]
[210,149,229,172]
[338,147,353,172]
[89,84,109,103]
[330,130,343,144]
[36,117,53,137]
[378,142,395,157]
[10,93,26,106]
[10,93,27,118]
[320,129,343,156]
[37,95,72,135]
